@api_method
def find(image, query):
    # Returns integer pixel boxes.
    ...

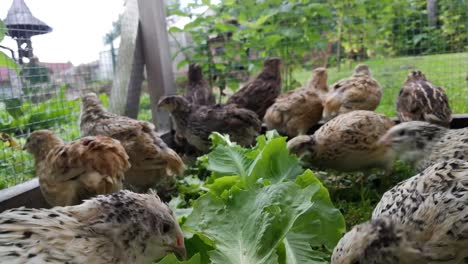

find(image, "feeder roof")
[3,0,52,38]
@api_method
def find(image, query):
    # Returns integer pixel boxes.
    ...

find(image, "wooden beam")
[0,178,50,212]
[137,0,176,132]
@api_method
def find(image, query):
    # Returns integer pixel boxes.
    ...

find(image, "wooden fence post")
[110,0,175,131]
[137,0,176,132]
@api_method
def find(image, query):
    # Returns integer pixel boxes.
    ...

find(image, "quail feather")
[322,64,382,121]
[332,159,468,264]
[158,95,261,153]
[287,110,395,173]
[80,93,185,193]
[264,67,328,137]
[226,57,282,119]
[23,130,130,206]
[396,70,452,127]
[0,190,186,263]
[184,63,215,106]
[379,121,468,172]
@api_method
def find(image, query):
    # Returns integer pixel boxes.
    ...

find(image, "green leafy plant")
[162,132,345,263]
[0,19,19,72]
[0,86,80,134]
[168,0,467,83]
[168,0,333,94]
[0,136,33,189]
[157,253,202,264]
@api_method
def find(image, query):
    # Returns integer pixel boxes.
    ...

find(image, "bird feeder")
[3,0,52,64]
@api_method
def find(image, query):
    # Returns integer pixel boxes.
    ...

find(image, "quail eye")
[162,221,172,234]
[398,130,405,136]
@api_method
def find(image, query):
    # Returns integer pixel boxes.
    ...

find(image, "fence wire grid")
[0,0,468,188]
[0,0,118,188]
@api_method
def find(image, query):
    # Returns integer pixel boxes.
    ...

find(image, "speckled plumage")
[80,93,185,192]
[287,110,395,172]
[379,121,468,172]
[264,67,328,137]
[24,130,130,206]
[332,159,468,264]
[0,190,186,264]
[322,64,382,121]
[226,57,282,119]
[184,63,215,106]
[158,95,261,153]
[397,70,452,127]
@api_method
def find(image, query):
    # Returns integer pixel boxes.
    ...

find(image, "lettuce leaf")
[184,182,316,264]
[178,132,345,263]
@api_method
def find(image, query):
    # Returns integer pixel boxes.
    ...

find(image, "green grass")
[294,52,468,117]
[315,161,415,228]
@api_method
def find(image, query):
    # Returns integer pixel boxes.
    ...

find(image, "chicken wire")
[167,0,468,116]
[0,5,117,188]
[0,0,468,189]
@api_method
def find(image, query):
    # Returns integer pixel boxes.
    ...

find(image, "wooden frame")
[109,0,175,132]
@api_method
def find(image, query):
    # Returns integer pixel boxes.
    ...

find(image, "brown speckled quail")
[158,95,261,153]
[24,130,129,206]
[333,159,468,264]
[288,110,395,172]
[379,121,468,172]
[226,57,282,119]
[184,63,215,106]
[80,93,185,193]
[0,190,186,263]
[396,70,452,127]
[322,64,382,121]
[264,67,328,137]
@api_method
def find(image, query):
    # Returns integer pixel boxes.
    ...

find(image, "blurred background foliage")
[167,0,467,93]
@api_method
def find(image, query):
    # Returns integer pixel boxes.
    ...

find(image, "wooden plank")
[449,114,468,129]
[0,178,50,212]
[137,0,176,133]
[109,0,143,116]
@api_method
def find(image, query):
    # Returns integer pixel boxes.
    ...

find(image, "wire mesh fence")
[167,0,468,115]
[0,0,467,189]
[0,54,117,188]
[0,0,119,188]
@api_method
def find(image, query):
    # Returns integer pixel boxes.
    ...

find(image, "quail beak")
[170,234,186,260]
